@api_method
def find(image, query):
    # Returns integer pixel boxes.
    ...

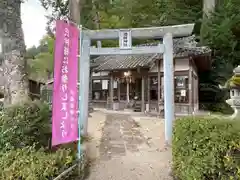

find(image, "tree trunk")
[69,0,81,24]
[0,0,29,106]
[200,0,216,44]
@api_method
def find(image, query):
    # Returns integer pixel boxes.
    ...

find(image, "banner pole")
[77,25,83,160]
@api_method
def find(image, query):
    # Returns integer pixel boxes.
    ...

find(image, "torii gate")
[79,24,194,145]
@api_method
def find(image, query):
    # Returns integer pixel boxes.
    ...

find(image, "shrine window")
[150,76,159,100]
[92,79,109,100]
[174,76,189,103]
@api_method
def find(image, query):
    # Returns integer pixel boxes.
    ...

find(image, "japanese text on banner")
[51,20,79,146]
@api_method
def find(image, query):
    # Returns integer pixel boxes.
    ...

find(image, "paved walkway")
[86,113,172,180]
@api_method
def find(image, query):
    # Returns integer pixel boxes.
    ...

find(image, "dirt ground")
[85,110,172,180]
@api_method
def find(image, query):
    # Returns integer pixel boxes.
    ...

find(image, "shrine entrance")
[80,24,195,144]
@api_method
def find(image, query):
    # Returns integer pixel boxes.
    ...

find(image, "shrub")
[199,102,233,114]
[0,100,90,179]
[172,116,240,180]
[0,100,52,150]
[0,146,76,180]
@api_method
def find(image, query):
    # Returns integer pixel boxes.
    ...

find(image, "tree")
[40,0,240,113]
[27,36,54,81]
[198,0,240,112]
[40,0,94,35]
[200,0,216,44]
[40,0,69,36]
[25,46,38,59]
[0,0,29,106]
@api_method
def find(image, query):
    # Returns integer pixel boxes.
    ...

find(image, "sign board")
[180,90,186,96]
[119,29,132,49]
[52,20,79,146]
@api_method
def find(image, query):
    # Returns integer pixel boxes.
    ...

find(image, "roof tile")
[92,36,211,72]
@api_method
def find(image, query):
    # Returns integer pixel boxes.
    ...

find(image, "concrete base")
[113,102,119,111]
[124,108,134,112]
[145,104,150,112]
[230,108,240,119]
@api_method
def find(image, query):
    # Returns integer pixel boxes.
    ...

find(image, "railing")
[41,88,53,104]
[53,153,89,180]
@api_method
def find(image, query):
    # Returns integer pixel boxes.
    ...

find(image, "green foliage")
[0,100,85,179]
[225,76,240,88]
[200,102,233,114]
[41,88,53,104]
[27,35,54,81]
[25,46,39,59]
[0,146,76,180]
[0,100,52,151]
[199,0,240,112]
[167,0,202,26]
[39,0,240,114]
[173,116,240,180]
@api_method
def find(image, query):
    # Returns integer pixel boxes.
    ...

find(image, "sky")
[21,0,48,48]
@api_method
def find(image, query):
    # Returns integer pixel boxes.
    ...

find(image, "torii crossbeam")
[79,23,194,145]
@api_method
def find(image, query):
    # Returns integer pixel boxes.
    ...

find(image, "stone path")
[87,113,172,180]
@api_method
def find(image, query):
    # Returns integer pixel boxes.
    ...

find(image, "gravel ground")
[86,111,172,180]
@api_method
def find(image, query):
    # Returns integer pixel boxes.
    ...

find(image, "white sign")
[102,80,108,90]
[180,90,186,96]
[113,81,117,89]
[119,29,132,49]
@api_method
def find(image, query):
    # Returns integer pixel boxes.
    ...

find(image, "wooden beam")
[188,67,193,114]
[147,76,150,112]
[110,74,114,109]
[117,80,121,101]
[90,45,164,56]
[157,60,161,113]
[141,76,145,112]
[84,24,194,40]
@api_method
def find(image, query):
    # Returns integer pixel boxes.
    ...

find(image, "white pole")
[77,25,82,159]
[80,33,90,136]
[127,81,130,103]
[163,33,174,145]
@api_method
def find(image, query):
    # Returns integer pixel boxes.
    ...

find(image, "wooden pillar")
[193,74,197,112]
[147,76,150,112]
[136,77,139,97]
[126,79,130,103]
[110,73,114,109]
[157,60,161,112]
[141,76,145,112]
[118,80,121,101]
[196,76,199,111]
[188,68,193,114]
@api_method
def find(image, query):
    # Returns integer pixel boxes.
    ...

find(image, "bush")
[172,116,240,180]
[0,100,52,150]
[199,102,234,114]
[0,146,76,180]
[0,100,87,179]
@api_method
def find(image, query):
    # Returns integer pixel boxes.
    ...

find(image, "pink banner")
[52,20,79,146]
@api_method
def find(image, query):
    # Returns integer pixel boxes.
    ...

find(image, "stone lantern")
[226,66,240,119]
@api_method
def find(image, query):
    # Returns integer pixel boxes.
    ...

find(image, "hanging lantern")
[126,77,130,83]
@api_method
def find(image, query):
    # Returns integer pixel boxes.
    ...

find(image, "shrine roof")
[92,35,211,72]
